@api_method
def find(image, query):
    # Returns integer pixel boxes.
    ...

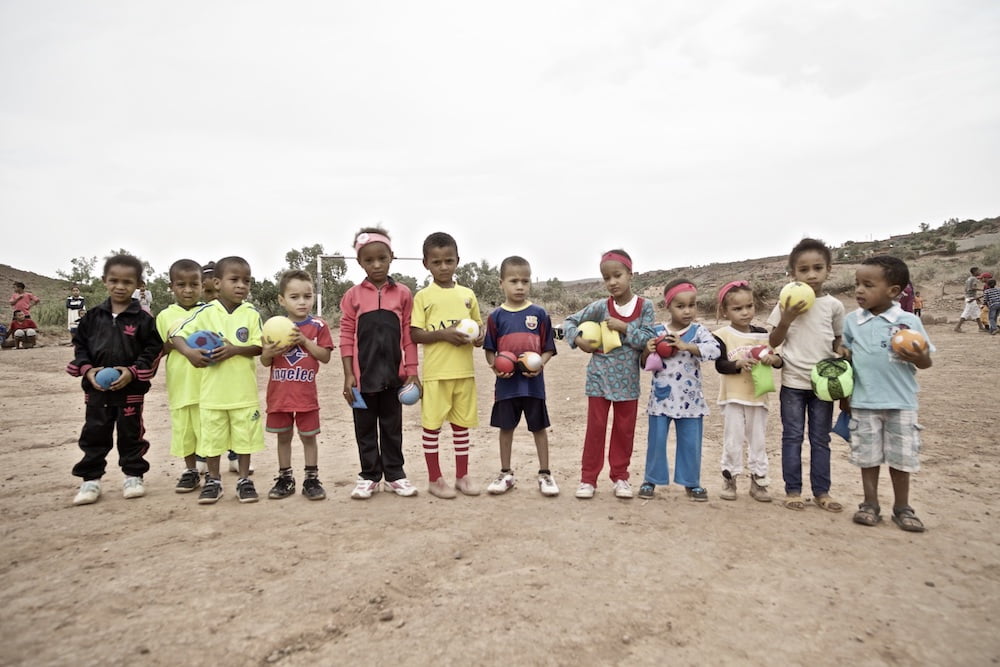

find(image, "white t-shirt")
[766,294,845,390]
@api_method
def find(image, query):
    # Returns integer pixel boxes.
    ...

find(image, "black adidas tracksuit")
[66,299,162,480]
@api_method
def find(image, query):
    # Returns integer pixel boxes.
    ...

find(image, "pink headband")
[600,252,632,271]
[354,232,392,254]
[664,282,696,306]
[717,280,749,304]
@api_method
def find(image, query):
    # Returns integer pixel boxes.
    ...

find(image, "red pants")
[580,396,638,486]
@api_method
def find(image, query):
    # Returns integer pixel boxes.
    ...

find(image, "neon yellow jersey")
[156,303,203,409]
[411,283,481,382]
[175,300,262,410]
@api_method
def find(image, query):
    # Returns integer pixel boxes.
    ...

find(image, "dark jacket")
[66,298,162,399]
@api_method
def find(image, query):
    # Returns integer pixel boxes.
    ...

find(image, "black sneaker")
[175,468,201,493]
[237,478,259,503]
[638,482,655,499]
[685,486,709,502]
[198,477,223,504]
[268,475,296,499]
[302,477,326,501]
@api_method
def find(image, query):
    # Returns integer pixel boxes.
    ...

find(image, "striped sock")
[452,423,470,478]
[422,428,442,481]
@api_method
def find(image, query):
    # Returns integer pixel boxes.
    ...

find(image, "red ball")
[749,345,770,361]
[494,351,517,374]
[655,337,676,359]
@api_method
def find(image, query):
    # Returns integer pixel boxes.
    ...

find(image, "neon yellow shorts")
[169,405,200,458]
[198,406,266,457]
[420,378,478,430]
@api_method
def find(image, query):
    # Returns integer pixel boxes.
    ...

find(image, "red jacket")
[339,278,418,393]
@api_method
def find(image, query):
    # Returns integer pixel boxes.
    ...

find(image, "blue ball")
[186,330,224,351]
[95,367,122,389]
[397,383,421,405]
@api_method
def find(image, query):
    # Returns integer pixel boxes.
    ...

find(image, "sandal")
[815,495,844,513]
[892,506,926,533]
[783,494,805,511]
[852,502,882,526]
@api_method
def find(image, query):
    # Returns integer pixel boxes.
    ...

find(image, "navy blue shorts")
[490,397,550,432]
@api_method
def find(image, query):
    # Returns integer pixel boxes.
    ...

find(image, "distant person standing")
[9,281,40,318]
[899,283,914,313]
[955,267,981,332]
[132,279,153,315]
[913,291,923,319]
[983,279,1000,335]
[66,285,86,335]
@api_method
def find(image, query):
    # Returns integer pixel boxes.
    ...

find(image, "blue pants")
[779,386,833,496]
[644,415,703,488]
[989,304,1000,333]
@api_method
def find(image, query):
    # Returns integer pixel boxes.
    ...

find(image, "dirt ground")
[1,321,998,666]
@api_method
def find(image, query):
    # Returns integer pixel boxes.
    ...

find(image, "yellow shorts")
[420,378,478,430]
[169,405,200,458]
[198,406,266,457]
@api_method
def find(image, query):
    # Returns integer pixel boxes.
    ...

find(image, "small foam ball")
[494,351,517,374]
[577,321,601,348]
[779,281,816,312]
[95,367,122,389]
[655,337,677,359]
[517,351,543,372]
[262,316,297,348]
[891,329,927,355]
[397,383,422,405]
[455,318,479,341]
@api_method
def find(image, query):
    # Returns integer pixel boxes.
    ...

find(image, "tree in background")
[249,244,353,321]
[456,259,502,308]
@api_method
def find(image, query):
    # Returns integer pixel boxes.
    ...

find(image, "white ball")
[455,318,479,341]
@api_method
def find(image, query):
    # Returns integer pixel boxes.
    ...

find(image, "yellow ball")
[577,321,601,348]
[262,315,297,347]
[779,281,816,312]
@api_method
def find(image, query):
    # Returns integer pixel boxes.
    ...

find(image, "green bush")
[981,243,1000,266]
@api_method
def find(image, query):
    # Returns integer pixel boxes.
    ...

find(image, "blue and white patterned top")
[563,297,655,401]
[646,322,721,418]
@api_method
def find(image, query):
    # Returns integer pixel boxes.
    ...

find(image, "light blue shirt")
[843,305,934,410]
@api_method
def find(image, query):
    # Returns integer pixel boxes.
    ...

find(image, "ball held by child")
[95,367,122,389]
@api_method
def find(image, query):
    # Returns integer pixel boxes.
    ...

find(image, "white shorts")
[848,408,922,473]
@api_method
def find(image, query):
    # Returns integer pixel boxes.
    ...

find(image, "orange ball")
[890,329,927,355]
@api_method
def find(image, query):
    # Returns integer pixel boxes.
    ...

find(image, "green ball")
[811,358,853,401]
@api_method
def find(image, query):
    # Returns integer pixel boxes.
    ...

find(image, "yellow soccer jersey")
[156,303,203,409]
[175,300,262,410]
[411,283,482,382]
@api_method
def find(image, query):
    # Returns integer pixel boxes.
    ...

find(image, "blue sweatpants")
[644,415,703,488]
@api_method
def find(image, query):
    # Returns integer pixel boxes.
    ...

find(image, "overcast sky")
[2,1,998,287]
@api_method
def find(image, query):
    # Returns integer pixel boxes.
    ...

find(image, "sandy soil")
[1,322,998,666]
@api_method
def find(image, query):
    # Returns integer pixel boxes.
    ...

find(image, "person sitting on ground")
[2,310,38,349]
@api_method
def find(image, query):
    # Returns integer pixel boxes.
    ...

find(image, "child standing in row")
[563,249,655,499]
[638,280,720,501]
[713,281,782,502]
[67,254,162,505]
[767,238,845,512]
[483,256,559,496]
[172,256,265,504]
[263,270,334,501]
[842,256,933,531]
[339,228,420,499]
[156,259,205,492]
[411,232,484,499]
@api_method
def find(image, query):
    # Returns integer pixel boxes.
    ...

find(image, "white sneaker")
[228,457,239,473]
[384,478,418,497]
[613,479,634,499]
[351,478,379,499]
[122,476,145,499]
[487,471,516,495]
[575,483,596,499]
[538,473,559,497]
[73,480,101,505]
